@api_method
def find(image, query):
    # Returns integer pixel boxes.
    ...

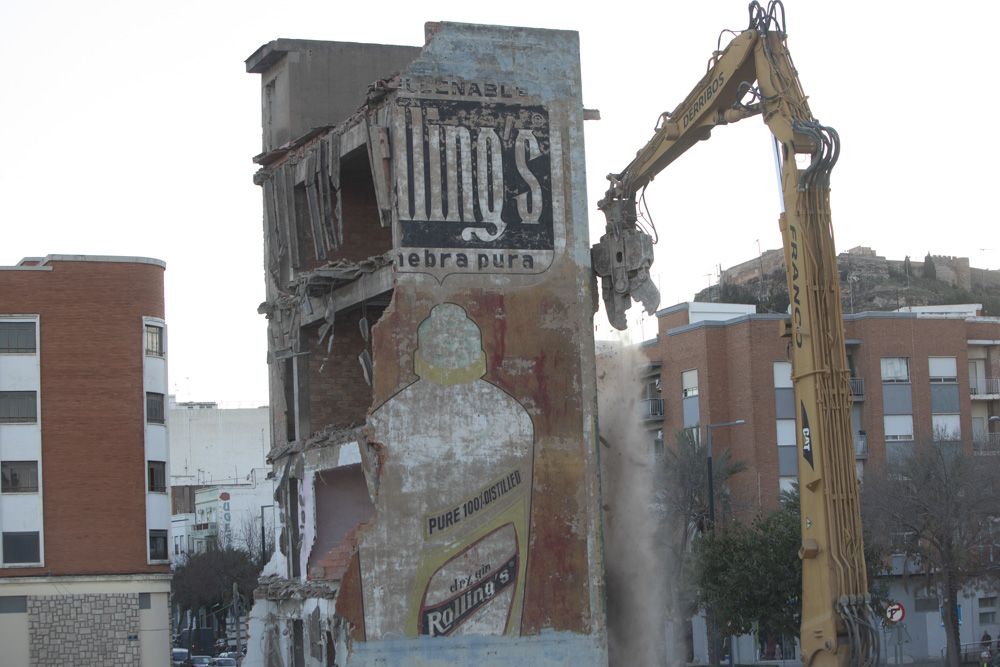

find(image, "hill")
[696,249,1000,316]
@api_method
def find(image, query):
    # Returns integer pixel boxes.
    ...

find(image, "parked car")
[171,648,189,666]
[212,658,238,666]
[190,657,213,666]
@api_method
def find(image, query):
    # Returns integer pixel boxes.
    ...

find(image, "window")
[889,529,916,553]
[773,362,793,388]
[884,415,914,441]
[1,461,38,493]
[644,378,661,399]
[0,392,37,423]
[915,589,939,612]
[144,324,164,357]
[682,369,699,397]
[881,357,910,383]
[147,461,166,493]
[292,619,306,667]
[146,392,165,424]
[980,612,996,624]
[0,596,27,613]
[928,356,957,383]
[981,596,997,608]
[138,593,151,610]
[0,322,35,353]
[779,476,797,494]
[932,414,961,441]
[2,532,40,564]
[776,419,796,446]
[149,530,168,561]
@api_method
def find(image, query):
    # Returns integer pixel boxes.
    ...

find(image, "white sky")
[2,1,997,404]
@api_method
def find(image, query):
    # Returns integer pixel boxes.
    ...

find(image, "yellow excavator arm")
[593,3,879,665]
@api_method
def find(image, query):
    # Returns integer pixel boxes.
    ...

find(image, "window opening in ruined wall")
[288,477,301,578]
[292,619,305,667]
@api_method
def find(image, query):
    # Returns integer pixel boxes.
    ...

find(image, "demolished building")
[244,24,607,666]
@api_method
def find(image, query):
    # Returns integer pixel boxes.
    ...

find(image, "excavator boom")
[593,3,879,665]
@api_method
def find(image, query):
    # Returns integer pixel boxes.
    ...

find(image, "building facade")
[0,254,171,666]
[244,25,607,667]
[170,476,276,565]
[639,301,1000,662]
[168,399,270,489]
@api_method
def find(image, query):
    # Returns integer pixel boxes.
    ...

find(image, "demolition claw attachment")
[592,188,660,330]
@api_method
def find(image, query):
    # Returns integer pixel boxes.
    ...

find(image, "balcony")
[854,433,868,459]
[192,521,218,536]
[640,398,665,422]
[974,432,1000,455]
[970,378,1000,398]
[849,377,864,401]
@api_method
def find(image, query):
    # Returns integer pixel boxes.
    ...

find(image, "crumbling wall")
[307,465,372,582]
[341,22,606,665]
[249,22,607,667]
[304,312,374,431]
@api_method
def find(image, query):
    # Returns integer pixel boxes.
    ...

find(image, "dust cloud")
[597,339,674,666]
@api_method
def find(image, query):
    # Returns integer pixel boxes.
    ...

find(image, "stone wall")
[720,248,785,285]
[972,267,1000,290]
[724,246,999,294]
[929,255,971,290]
[28,593,141,666]
[841,252,891,283]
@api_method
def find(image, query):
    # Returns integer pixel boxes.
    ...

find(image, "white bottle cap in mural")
[414,303,487,385]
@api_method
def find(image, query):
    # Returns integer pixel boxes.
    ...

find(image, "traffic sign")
[886,602,905,624]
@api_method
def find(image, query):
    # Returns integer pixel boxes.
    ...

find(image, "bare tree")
[236,511,275,570]
[172,545,260,633]
[862,440,1000,666]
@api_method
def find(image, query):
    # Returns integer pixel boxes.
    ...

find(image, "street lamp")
[703,418,746,667]
[704,419,746,531]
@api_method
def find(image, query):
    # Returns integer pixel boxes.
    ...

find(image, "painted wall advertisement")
[359,304,534,639]
[390,82,555,280]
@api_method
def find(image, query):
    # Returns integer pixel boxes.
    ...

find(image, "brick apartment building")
[642,301,1000,514]
[0,255,171,666]
[634,300,1000,661]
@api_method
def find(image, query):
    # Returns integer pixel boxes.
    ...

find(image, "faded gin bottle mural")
[361,303,534,639]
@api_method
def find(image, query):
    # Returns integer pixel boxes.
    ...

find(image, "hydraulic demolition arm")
[592,3,879,664]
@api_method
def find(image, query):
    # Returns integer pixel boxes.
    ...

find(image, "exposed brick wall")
[304,308,378,434]
[655,307,690,332]
[265,144,392,276]
[335,158,393,263]
[0,259,166,577]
